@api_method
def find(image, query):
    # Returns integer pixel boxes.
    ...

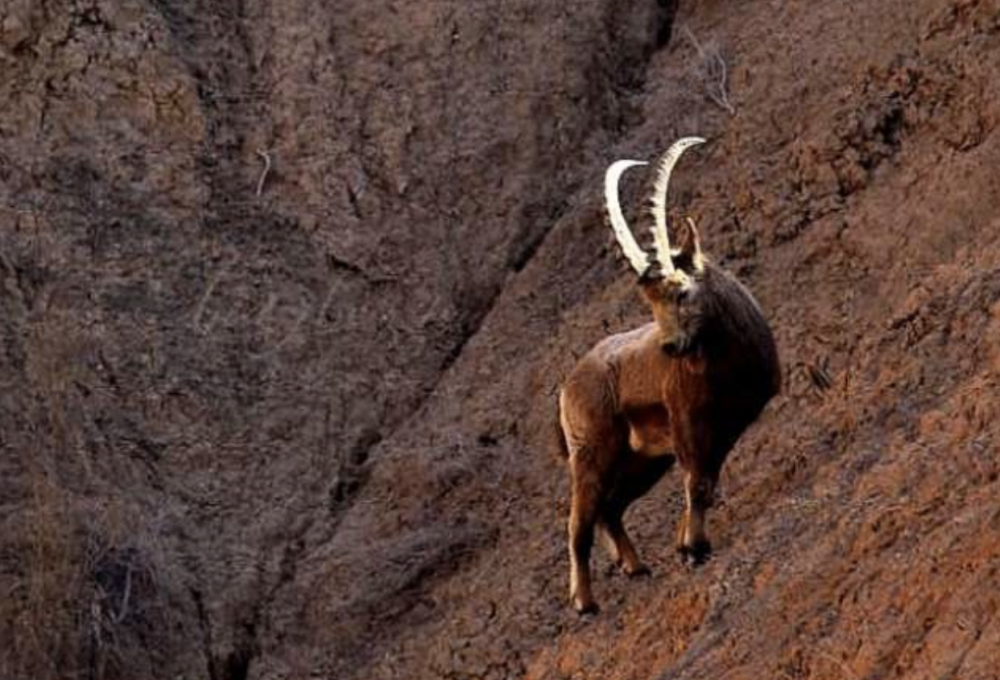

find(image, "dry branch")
[682,25,735,116]
[255,149,272,197]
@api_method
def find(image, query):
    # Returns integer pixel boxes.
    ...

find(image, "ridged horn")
[649,137,706,275]
[604,159,650,276]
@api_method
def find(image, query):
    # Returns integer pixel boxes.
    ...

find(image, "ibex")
[556,138,781,614]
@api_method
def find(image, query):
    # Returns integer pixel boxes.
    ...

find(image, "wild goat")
[556,138,781,614]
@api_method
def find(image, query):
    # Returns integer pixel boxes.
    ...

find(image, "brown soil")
[2,0,1000,679]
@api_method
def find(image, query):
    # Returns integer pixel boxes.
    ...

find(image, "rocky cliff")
[2,1,999,679]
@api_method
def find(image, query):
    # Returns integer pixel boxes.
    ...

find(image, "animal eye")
[676,289,689,303]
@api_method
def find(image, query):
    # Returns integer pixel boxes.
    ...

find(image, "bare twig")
[113,565,132,624]
[255,149,272,197]
[682,25,736,116]
[807,356,833,393]
[191,265,225,331]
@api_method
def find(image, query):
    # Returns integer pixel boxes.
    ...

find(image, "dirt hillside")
[2,0,1000,679]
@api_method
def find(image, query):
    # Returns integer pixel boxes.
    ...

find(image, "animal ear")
[673,217,704,274]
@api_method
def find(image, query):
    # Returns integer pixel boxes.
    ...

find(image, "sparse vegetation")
[682,25,736,116]
[1,467,185,680]
[1,458,185,680]
[1,469,87,680]
[0,314,184,680]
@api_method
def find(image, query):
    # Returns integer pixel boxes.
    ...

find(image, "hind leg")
[568,456,603,614]
[598,512,647,576]
[600,452,675,576]
[560,388,628,614]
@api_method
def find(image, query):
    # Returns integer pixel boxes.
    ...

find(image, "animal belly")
[626,407,674,457]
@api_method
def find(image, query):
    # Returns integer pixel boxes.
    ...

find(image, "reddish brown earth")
[3,0,1000,679]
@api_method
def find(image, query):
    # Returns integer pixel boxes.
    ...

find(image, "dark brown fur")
[557,220,780,613]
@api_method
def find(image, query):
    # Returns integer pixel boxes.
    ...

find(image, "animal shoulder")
[589,322,660,361]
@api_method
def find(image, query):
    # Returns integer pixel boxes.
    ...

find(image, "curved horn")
[604,159,651,276]
[650,137,706,274]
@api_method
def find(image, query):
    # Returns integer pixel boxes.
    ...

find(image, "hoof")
[623,562,651,578]
[677,541,712,566]
[572,598,600,616]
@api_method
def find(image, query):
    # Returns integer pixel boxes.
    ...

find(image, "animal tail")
[553,395,569,460]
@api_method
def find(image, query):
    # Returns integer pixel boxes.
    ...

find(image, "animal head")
[604,137,709,356]
[638,217,707,356]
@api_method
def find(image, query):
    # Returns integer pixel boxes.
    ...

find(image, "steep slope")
[1,0,672,677]
[256,1,1000,678]
[3,0,1000,679]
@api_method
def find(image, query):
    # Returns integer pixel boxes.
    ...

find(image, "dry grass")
[1,468,87,680]
[0,464,184,680]
[0,314,185,680]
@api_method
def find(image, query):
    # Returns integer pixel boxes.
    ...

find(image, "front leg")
[676,468,716,564]
[669,404,724,565]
